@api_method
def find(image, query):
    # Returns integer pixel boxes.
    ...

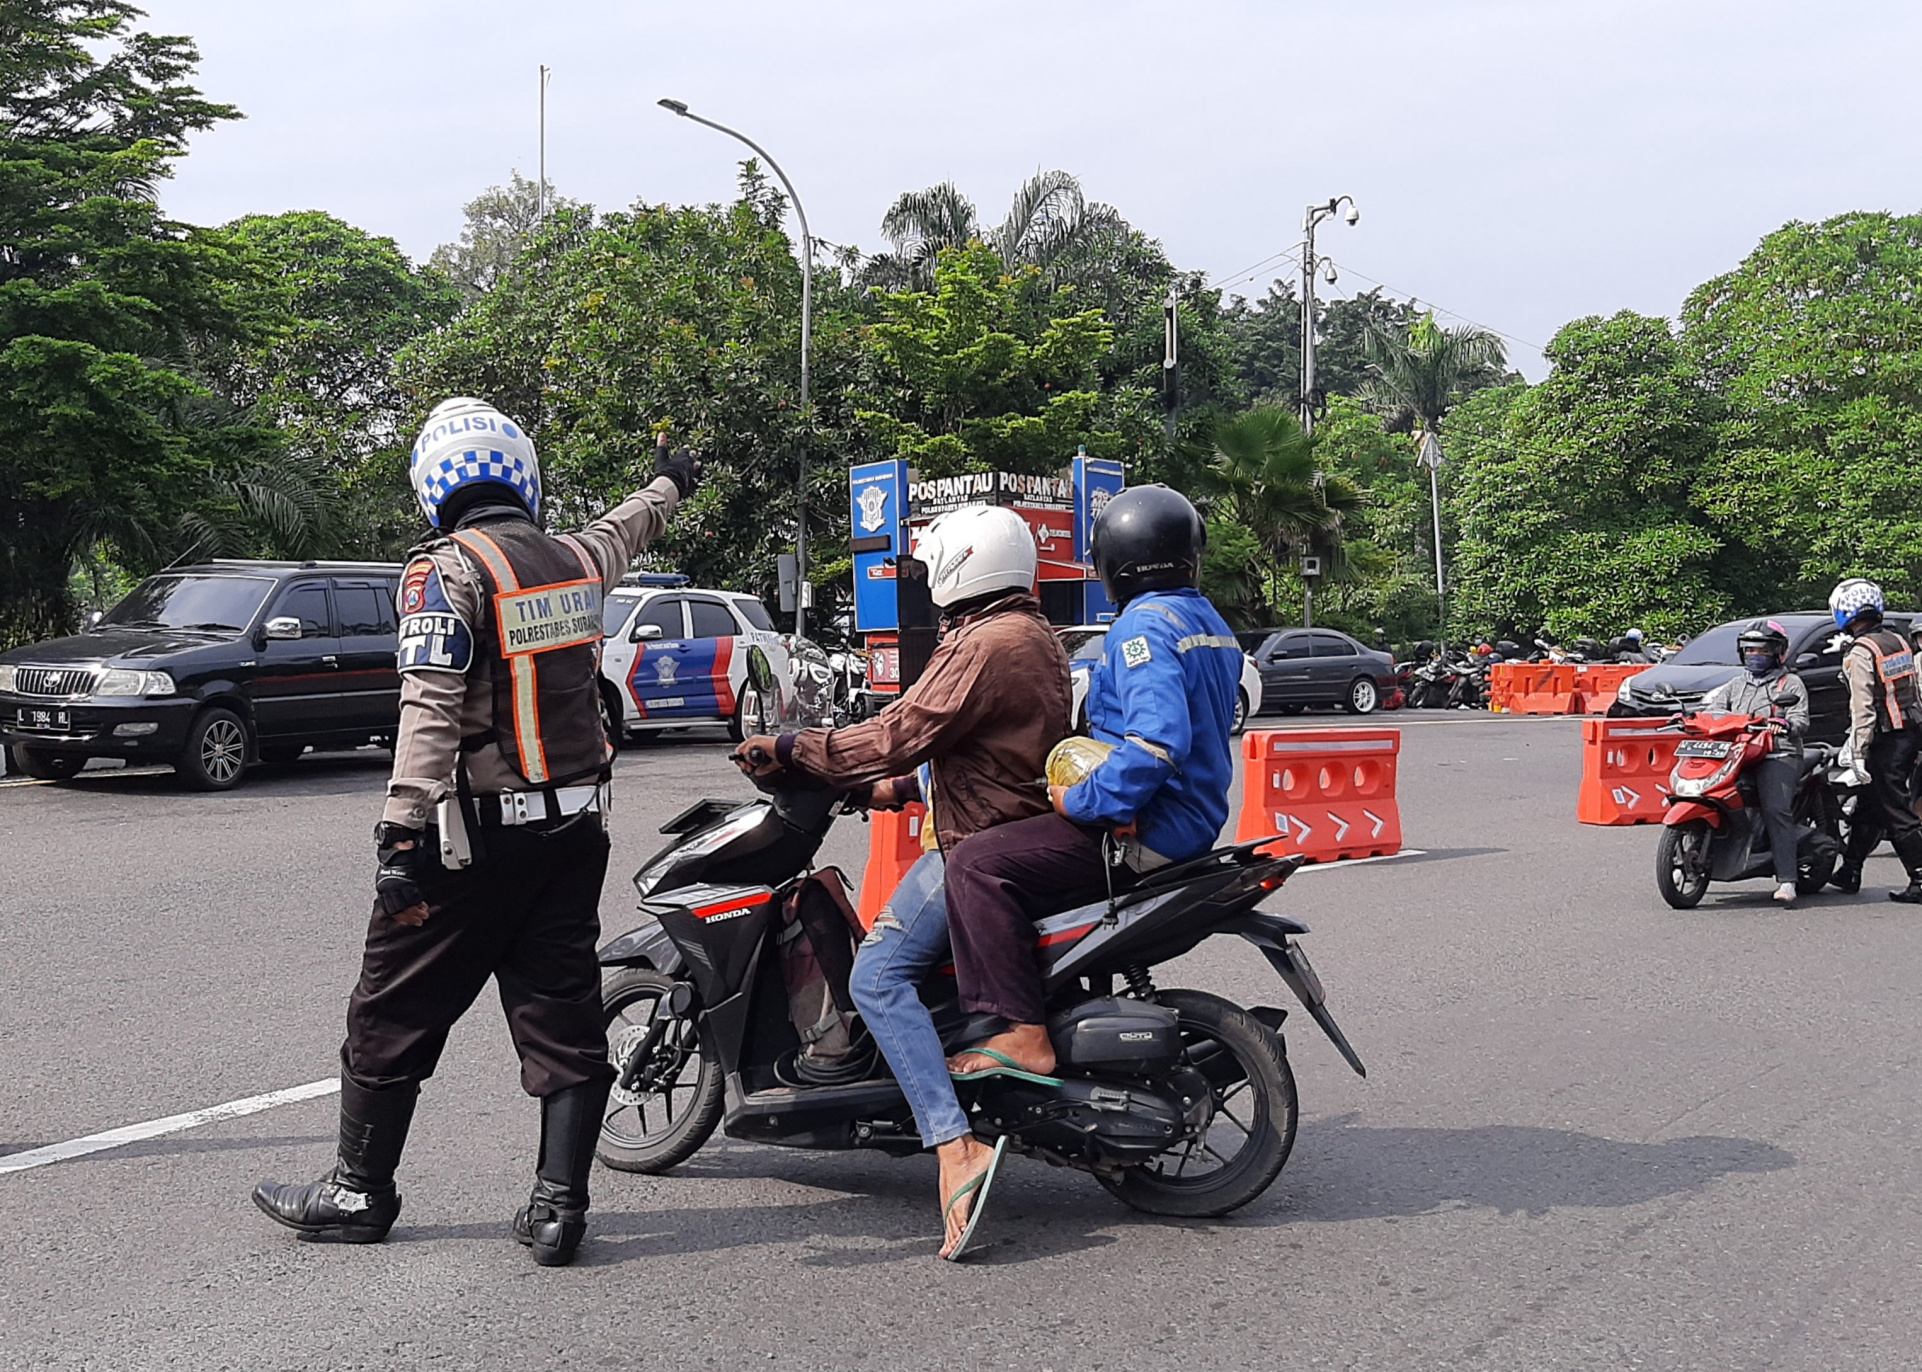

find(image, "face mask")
[1745,653,1778,676]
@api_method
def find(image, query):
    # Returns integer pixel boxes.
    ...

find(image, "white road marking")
[0,1078,339,1176]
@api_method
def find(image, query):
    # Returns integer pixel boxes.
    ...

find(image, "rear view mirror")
[745,645,776,697]
[631,624,663,643]
[264,616,302,641]
[1773,692,1800,708]
[1796,653,1820,669]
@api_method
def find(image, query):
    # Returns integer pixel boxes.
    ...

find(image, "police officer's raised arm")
[565,440,701,589]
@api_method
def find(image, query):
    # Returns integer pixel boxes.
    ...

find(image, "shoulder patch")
[1119,635,1153,669]
[397,558,474,674]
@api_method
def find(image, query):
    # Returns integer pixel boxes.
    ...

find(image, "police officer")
[1829,577,1922,902]
[253,398,700,1266]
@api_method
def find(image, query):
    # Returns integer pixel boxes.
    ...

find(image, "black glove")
[373,822,433,921]
[652,439,702,499]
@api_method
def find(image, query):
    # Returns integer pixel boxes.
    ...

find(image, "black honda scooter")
[592,651,1365,1217]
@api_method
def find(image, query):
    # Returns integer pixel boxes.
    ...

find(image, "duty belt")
[481,782,610,828]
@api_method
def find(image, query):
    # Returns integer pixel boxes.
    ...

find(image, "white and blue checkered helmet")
[409,397,541,528]
[1830,577,1885,630]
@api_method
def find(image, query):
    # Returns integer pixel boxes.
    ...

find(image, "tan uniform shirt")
[1844,641,1880,759]
[383,478,680,827]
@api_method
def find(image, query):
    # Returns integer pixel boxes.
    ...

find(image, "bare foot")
[947,1022,1056,1076]
[936,1136,992,1258]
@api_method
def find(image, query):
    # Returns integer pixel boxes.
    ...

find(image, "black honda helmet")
[1090,484,1205,607]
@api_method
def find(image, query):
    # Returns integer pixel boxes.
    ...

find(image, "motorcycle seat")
[1799,745,1835,777]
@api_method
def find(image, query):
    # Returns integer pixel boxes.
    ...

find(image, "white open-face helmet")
[911,504,1038,608]
[1830,577,1885,630]
[409,397,542,529]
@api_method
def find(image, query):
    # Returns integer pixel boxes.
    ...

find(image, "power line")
[1208,251,1301,298]
[1318,257,1546,354]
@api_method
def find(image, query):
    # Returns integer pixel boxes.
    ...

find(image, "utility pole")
[659,99,814,636]
[1419,430,1446,648]
[537,65,551,227]
[1297,195,1358,437]
[1162,287,1179,440]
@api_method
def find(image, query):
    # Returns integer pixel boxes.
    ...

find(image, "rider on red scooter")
[1699,620,1808,904]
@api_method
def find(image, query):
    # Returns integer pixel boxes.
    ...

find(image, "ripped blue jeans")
[848,851,969,1149]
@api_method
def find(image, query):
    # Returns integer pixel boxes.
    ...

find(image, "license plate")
[1675,739,1732,758]
[20,707,70,732]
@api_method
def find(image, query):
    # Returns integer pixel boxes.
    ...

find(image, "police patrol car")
[596,574,789,743]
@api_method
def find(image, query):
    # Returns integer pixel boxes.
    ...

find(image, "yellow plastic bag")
[1045,736,1115,787]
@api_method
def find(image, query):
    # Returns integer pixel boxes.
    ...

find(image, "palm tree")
[863,171,1127,292]
[1359,314,1506,638]
[1194,407,1363,622]
[1358,313,1506,440]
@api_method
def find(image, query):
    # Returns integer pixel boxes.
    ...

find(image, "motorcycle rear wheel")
[1656,822,1711,909]
[1098,989,1298,1218]
[598,968,723,1174]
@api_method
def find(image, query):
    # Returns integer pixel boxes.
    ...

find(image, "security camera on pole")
[1298,195,1358,438]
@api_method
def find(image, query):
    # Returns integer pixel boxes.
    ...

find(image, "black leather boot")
[253,1079,417,1242]
[513,1080,610,1267]
[1891,834,1922,904]
[1833,863,1863,894]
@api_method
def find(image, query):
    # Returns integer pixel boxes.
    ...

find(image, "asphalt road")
[4,714,1921,1371]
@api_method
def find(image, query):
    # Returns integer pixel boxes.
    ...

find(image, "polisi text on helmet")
[414,413,519,458]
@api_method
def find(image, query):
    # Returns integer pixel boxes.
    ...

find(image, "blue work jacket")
[1064,588,1240,863]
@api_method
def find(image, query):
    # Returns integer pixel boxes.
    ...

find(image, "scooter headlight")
[1671,754,1741,798]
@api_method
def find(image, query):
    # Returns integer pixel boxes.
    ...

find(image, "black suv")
[1607,611,1914,744]
[1,560,403,789]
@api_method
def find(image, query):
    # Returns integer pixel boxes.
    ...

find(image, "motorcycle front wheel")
[1656,822,1711,909]
[1099,989,1298,1218]
[598,968,723,1173]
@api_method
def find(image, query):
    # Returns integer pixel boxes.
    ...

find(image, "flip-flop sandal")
[942,1134,1010,1262]
[948,1047,1064,1087]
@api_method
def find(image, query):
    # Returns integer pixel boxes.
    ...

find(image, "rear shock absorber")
[1122,963,1156,1000]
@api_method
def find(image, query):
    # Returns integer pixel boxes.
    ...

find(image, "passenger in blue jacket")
[943,486,1241,1077]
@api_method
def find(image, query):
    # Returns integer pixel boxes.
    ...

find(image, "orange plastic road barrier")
[1568,663,1648,714]
[1486,662,1522,713]
[855,802,929,929]
[1576,717,1681,825]
[1505,663,1582,714]
[1234,729,1402,863]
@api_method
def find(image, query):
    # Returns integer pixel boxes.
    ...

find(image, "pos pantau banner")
[849,461,1123,633]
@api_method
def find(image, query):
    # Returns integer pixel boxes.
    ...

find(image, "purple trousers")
[943,812,1133,1024]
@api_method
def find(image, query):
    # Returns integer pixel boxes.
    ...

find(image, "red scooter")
[1656,706,1842,909]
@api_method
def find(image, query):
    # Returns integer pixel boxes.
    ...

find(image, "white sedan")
[1059,625,1261,734]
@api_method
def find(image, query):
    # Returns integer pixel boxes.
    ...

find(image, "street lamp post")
[1297,195,1358,438]
[658,98,814,637]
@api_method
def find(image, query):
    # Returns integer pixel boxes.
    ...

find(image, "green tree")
[0,0,273,646]
[1188,406,1363,629]
[399,169,872,609]
[856,242,1129,477]
[1682,210,1922,608]
[1446,313,1723,640]
[865,171,1126,294]
[217,210,462,555]
[428,172,584,303]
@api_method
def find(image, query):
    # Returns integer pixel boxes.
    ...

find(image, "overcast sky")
[140,0,1921,379]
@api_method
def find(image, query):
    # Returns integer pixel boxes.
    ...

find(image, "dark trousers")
[1755,754,1801,884]
[342,818,616,1098]
[943,812,1132,1025]
[1845,730,1922,875]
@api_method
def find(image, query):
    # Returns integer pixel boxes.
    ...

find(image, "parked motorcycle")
[591,649,1365,1217]
[1655,704,1842,909]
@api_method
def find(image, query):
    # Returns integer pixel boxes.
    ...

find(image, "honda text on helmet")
[911,504,1039,608]
[1738,620,1791,679]
[1089,484,1206,607]
[1830,577,1886,632]
[409,397,542,529]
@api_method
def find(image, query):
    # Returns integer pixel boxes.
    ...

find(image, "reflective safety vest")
[1859,627,1922,734]
[450,520,609,787]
